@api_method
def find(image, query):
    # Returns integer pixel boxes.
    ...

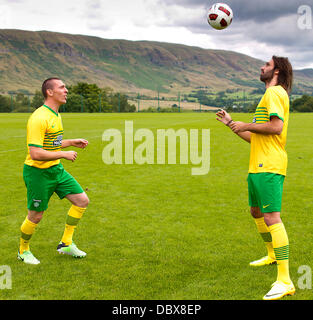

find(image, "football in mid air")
[207,3,233,30]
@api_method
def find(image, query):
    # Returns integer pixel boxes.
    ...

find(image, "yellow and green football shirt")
[249,85,289,176]
[25,105,64,169]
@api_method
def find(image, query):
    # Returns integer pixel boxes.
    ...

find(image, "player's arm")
[229,116,283,135]
[62,139,89,149]
[27,118,78,162]
[29,146,77,162]
[216,110,251,143]
[231,88,285,135]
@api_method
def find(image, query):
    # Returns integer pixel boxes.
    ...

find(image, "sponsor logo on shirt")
[53,135,63,146]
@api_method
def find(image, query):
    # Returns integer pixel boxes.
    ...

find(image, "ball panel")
[209,14,218,21]
[220,18,228,27]
[218,5,231,16]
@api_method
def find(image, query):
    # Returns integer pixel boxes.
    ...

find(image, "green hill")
[0,29,312,95]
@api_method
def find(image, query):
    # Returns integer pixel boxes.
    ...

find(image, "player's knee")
[67,192,89,208]
[79,193,89,208]
[250,206,262,218]
[28,211,44,224]
[263,212,281,226]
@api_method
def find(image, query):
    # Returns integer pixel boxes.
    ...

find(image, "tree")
[31,90,44,109]
[0,95,11,112]
[109,93,136,112]
[66,82,135,113]
[14,93,34,112]
[63,93,83,112]
[292,95,313,112]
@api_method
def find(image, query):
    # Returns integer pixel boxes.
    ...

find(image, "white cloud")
[0,3,12,28]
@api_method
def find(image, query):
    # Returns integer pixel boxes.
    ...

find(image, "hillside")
[0,29,312,95]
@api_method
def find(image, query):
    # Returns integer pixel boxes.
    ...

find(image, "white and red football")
[207,3,233,30]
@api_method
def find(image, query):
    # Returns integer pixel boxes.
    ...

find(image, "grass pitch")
[0,112,312,300]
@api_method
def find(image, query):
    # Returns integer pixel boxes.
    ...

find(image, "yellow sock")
[61,205,86,246]
[254,217,275,260]
[269,223,291,284]
[20,217,37,254]
[61,225,76,246]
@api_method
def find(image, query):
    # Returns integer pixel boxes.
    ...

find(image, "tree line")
[0,82,136,113]
[189,89,313,113]
[290,95,313,112]
[1,84,313,112]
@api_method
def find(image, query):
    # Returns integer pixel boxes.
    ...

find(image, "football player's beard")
[260,69,275,83]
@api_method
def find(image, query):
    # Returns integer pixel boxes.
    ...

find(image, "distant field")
[0,112,312,300]
[128,99,220,111]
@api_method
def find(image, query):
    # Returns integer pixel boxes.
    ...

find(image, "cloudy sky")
[0,0,313,69]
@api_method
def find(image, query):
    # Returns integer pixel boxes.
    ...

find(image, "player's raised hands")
[216,109,232,126]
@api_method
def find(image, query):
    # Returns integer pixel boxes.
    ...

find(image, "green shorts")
[23,163,84,212]
[247,172,285,213]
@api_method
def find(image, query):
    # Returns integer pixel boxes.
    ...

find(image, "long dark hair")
[272,56,293,95]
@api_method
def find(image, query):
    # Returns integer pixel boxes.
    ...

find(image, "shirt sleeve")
[27,116,46,148]
[265,88,285,122]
